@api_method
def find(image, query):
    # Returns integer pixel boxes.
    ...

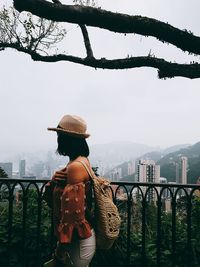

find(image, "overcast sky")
[1,0,200,158]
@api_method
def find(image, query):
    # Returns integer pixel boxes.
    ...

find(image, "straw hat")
[48,115,90,138]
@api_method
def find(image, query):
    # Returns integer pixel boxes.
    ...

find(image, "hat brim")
[47,127,90,138]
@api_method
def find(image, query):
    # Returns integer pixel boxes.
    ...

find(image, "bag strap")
[75,160,96,181]
[75,160,102,204]
[76,160,111,195]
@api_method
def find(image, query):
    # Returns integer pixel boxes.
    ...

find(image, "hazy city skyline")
[1,0,200,158]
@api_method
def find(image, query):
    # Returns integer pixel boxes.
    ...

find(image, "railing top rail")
[111,181,200,188]
[0,178,50,182]
[0,178,200,188]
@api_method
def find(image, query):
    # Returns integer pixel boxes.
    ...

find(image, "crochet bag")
[78,161,121,250]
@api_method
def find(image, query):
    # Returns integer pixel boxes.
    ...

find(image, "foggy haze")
[1,0,200,160]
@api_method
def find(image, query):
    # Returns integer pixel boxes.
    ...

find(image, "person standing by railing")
[44,115,96,267]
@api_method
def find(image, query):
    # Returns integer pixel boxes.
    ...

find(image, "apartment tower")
[181,156,188,184]
[137,160,160,202]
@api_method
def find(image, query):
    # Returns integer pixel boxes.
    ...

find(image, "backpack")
[77,160,121,250]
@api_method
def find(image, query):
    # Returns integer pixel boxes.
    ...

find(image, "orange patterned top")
[46,162,93,244]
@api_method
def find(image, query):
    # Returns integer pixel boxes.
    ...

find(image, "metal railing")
[0,178,200,267]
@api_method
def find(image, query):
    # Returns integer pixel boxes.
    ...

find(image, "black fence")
[0,178,200,267]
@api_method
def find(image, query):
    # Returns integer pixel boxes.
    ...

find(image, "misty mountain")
[135,143,190,163]
[162,144,190,155]
[89,141,158,166]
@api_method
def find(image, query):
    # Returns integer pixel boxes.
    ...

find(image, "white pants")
[56,229,96,267]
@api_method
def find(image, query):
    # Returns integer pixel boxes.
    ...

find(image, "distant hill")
[158,142,200,184]
[135,144,190,163]
[163,144,190,155]
[106,143,191,182]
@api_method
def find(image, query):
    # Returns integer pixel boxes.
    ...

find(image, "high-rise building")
[181,156,188,184]
[19,160,26,178]
[137,160,160,183]
[0,162,13,178]
[137,160,160,202]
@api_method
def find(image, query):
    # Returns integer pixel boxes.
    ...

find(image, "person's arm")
[43,167,68,207]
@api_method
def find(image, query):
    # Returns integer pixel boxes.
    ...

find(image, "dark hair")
[56,132,89,159]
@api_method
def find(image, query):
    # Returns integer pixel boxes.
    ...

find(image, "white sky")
[1,0,200,157]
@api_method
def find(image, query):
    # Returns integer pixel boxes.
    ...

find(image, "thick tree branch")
[79,24,94,58]
[52,0,61,4]
[13,0,200,55]
[1,42,200,79]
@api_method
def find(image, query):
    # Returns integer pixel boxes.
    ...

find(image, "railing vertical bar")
[7,185,14,267]
[171,196,176,267]
[126,193,132,267]
[36,189,42,267]
[186,196,192,267]
[156,195,162,267]
[22,189,28,267]
[171,195,177,267]
[141,197,147,266]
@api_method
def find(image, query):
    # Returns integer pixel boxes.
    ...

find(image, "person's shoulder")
[67,160,90,184]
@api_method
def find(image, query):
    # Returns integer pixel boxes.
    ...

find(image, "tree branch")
[13,0,200,55]
[79,24,94,58]
[1,42,200,79]
[52,0,94,58]
[52,0,62,4]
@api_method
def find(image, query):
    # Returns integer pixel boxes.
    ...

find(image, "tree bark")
[13,0,200,55]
